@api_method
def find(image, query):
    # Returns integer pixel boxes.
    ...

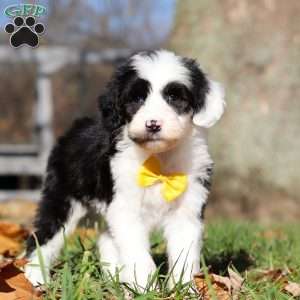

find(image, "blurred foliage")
[169,0,300,217]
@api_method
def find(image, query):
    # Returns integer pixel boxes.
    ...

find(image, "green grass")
[42,221,300,299]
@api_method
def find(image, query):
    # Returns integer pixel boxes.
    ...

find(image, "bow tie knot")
[137,156,188,202]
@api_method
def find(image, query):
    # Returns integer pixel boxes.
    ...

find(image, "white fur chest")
[110,128,212,231]
[140,182,173,230]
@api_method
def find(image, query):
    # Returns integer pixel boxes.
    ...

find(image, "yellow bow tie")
[137,156,188,202]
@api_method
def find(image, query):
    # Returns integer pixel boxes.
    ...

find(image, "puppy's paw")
[24,264,47,287]
[168,263,200,289]
[121,256,157,288]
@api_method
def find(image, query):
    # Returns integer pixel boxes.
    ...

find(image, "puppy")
[25,50,225,287]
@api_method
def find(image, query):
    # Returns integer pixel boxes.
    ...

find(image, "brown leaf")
[0,222,29,239]
[194,273,231,300]
[11,258,28,269]
[0,222,29,257]
[0,259,28,273]
[0,259,42,300]
[194,275,210,300]
[256,268,300,297]
[283,281,300,297]
[0,235,21,257]
[0,261,12,271]
[194,269,245,300]
[257,268,291,283]
[212,274,232,292]
[228,268,244,297]
[260,229,287,240]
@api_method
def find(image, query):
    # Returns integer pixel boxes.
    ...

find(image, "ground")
[0,201,300,299]
[43,221,300,299]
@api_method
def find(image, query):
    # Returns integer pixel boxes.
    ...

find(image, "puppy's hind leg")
[25,198,87,286]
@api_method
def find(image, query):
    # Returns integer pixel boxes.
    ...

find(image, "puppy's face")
[127,80,193,153]
[125,73,194,152]
[101,50,225,153]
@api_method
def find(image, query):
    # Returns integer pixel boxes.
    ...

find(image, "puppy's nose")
[145,120,162,133]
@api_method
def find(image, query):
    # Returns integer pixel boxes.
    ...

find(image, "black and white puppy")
[25,50,225,287]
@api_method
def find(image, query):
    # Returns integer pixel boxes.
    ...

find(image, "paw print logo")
[5,16,45,48]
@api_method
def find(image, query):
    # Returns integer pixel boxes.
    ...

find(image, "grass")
[42,221,300,299]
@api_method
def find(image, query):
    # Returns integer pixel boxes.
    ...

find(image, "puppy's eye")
[167,94,177,101]
[134,96,145,103]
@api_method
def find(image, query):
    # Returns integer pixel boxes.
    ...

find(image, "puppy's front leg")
[106,197,156,288]
[164,206,204,285]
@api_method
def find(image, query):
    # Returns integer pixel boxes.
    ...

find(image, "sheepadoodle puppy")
[25,50,225,287]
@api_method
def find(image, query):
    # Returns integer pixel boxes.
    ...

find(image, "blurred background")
[0,0,299,224]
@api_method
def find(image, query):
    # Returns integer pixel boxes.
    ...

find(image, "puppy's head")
[100,50,225,153]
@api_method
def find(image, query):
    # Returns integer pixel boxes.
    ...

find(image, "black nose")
[145,120,161,133]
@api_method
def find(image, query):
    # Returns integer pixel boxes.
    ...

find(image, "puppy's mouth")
[128,133,179,153]
[129,134,163,144]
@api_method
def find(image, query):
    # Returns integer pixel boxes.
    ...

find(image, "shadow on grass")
[152,249,254,276]
[153,252,169,276]
[205,249,254,275]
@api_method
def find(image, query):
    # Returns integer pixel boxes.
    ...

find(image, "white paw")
[169,263,200,288]
[24,264,47,286]
[121,257,157,288]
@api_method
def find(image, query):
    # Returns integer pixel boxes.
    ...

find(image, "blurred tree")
[0,0,175,142]
[44,0,169,49]
[169,0,300,219]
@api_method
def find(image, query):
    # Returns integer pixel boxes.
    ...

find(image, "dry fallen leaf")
[0,222,29,239]
[0,236,21,257]
[257,268,291,283]
[0,259,42,300]
[0,260,13,270]
[212,274,232,292]
[284,281,300,297]
[256,268,300,298]
[0,222,29,257]
[228,268,244,299]
[194,269,244,300]
[260,229,287,240]
[194,273,231,300]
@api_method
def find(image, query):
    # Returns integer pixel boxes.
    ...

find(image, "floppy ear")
[98,87,123,131]
[98,59,135,131]
[193,80,225,128]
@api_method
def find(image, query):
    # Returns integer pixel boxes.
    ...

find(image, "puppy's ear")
[98,59,134,130]
[98,87,122,131]
[193,80,225,128]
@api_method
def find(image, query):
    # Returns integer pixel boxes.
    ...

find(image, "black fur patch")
[196,166,214,191]
[181,58,209,114]
[195,166,213,222]
[27,117,115,254]
[99,61,151,130]
[199,202,207,220]
[162,81,194,114]
[122,78,151,121]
